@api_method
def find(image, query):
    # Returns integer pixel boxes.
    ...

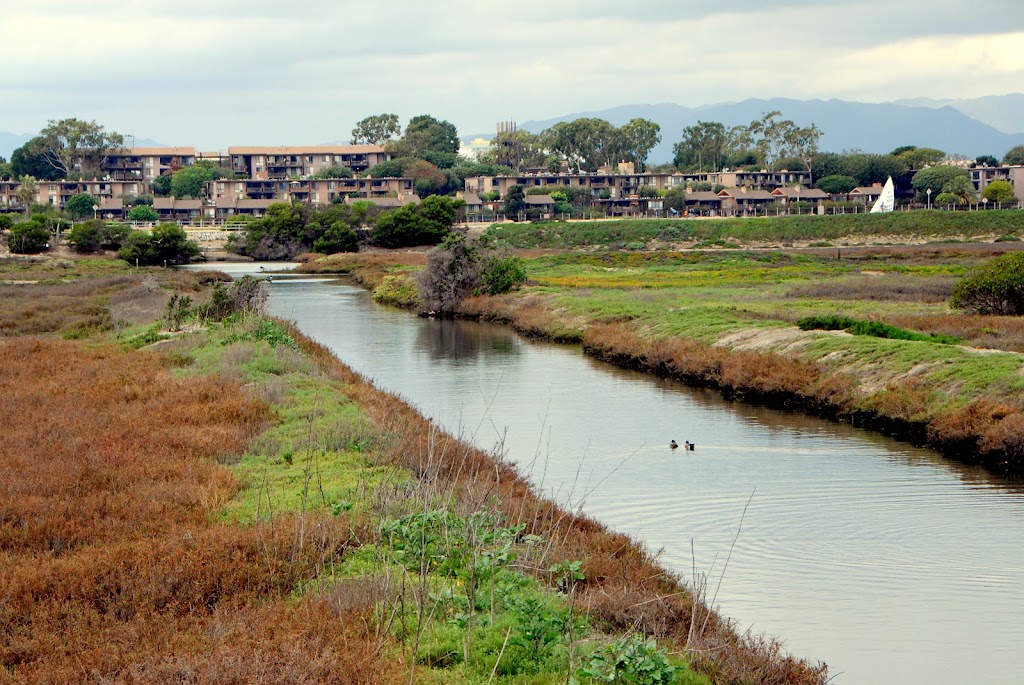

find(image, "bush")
[127,205,160,222]
[416,234,481,315]
[797,315,961,344]
[6,219,51,253]
[66,219,105,252]
[951,252,1024,315]
[119,223,201,265]
[0,214,14,230]
[64,192,97,219]
[313,221,359,254]
[816,175,858,195]
[479,255,527,295]
[371,196,463,249]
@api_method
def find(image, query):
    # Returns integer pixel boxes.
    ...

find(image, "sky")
[2,0,1023,149]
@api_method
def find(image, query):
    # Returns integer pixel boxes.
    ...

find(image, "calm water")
[196,264,1024,683]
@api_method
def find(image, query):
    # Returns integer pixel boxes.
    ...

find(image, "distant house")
[685,191,722,214]
[524,194,556,218]
[849,185,884,205]
[717,188,775,215]
[971,165,1024,202]
[771,186,829,209]
[344,194,421,209]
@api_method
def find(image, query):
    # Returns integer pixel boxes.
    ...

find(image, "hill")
[516,98,1024,163]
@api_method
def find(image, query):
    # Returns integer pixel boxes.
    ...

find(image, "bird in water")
[670,440,679,450]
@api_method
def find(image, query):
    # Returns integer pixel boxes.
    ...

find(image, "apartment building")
[464,169,811,199]
[207,177,415,205]
[227,146,388,179]
[971,165,1024,202]
[0,179,147,213]
[100,147,196,183]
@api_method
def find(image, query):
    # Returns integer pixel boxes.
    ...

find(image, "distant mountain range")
[511,95,1024,164]
[3,95,1022,166]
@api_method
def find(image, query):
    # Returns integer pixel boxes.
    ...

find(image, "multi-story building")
[971,165,1024,202]
[207,177,415,205]
[227,146,388,179]
[464,169,811,199]
[100,147,196,183]
[0,179,147,214]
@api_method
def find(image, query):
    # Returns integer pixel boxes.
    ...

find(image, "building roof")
[113,147,196,156]
[98,198,124,210]
[458,192,482,206]
[687,191,721,203]
[228,145,385,155]
[346,195,422,208]
[236,199,275,209]
[851,186,883,196]
[525,195,556,205]
[719,189,774,200]
[771,187,829,199]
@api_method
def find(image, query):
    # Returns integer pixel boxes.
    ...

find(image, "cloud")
[1,1,1021,147]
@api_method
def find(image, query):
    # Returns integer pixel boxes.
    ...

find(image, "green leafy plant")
[951,252,1024,315]
[575,635,676,684]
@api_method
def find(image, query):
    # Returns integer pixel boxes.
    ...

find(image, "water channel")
[198,263,1024,684]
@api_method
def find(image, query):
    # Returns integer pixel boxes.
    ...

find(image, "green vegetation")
[371,195,464,248]
[797,314,962,344]
[118,223,201,265]
[951,252,1024,315]
[484,212,1024,249]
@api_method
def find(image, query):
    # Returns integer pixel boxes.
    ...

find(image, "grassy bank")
[0,255,826,684]
[482,211,1024,250]
[301,245,1024,473]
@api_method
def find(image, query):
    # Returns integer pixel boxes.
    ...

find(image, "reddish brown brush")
[0,339,397,683]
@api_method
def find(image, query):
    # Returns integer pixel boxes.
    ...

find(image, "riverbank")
[0,255,826,684]
[300,244,1024,475]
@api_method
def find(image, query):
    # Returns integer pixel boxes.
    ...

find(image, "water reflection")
[415,317,521,365]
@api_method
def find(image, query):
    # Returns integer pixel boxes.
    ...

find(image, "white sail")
[869,176,895,213]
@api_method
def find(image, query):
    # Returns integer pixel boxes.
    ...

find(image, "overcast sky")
[2,0,1022,149]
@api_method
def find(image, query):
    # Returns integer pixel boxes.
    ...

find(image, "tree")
[940,175,975,204]
[5,219,51,254]
[350,113,402,146]
[951,252,1024,315]
[386,115,459,161]
[482,129,549,170]
[785,123,823,182]
[816,174,859,194]
[503,185,526,217]
[170,165,221,198]
[127,205,160,222]
[974,155,999,168]
[151,173,172,196]
[662,187,686,213]
[15,175,38,213]
[371,196,463,248]
[310,165,354,179]
[64,192,97,219]
[416,234,482,315]
[982,180,1017,204]
[118,224,200,265]
[10,138,63,180]
[673,121,727,171]
[542,118,620,173]
[38,118,124,179]
[312,221,358,254]
[911,165,970,194]
[897,147,945,170]
[1003,145,1024,166]
[619,118,661,172]
[66,220,106,252]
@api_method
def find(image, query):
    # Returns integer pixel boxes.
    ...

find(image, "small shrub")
[6,220,51,254]
[371,274,418,308]
[575,635,675,685]
[951,252,1024,315]
[797,315,961,344]
[479,255,527,295]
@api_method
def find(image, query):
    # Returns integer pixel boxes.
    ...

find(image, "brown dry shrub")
[857,381,933,423]
[888,313,1024,353]
[927,397,1018,446]
[979,413,1024,456]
